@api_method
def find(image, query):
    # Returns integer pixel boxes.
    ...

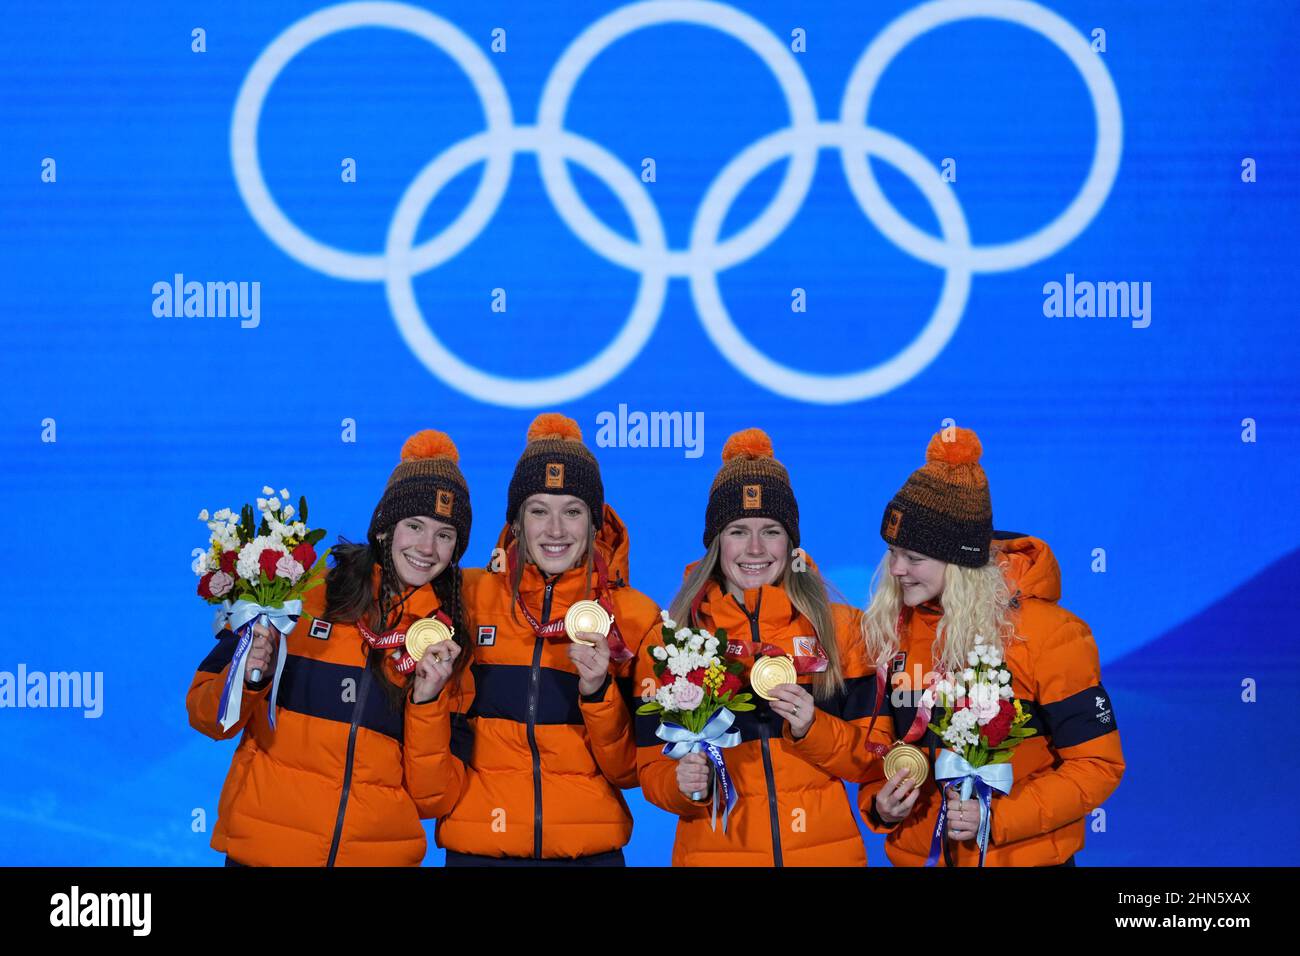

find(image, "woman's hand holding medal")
[875,768,922,825]
[767,681,816,739]
[568,631,611,697]
[410,639,461,705]
[243,621,281,687]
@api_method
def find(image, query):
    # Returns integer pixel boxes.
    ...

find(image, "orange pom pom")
[721,428,775,463]
[925,428,983,466]
[401,429,459,463]
[527,412,582,443]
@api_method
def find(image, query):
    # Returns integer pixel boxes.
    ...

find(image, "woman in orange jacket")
[858,427,1125,866]
[186,430,474,866]
[423,413,662,866]
[635,429,880,867]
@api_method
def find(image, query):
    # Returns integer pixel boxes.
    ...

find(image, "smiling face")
[718,518,789,597]
[389,515,457,588]
[519,494,590,576]
[888,546,947,607]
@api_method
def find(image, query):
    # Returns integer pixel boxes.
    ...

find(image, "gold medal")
[564,600,611,647]
[405,617,453,662]
[883,741,929,787]
[750,655,797,700]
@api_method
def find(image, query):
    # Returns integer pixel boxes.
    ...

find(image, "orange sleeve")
[402,670,475,819]
[186,628,273,741]
[633,630,711,819]
[580,598,660,789]
[990,615,1126,846]
[783,605,886,783]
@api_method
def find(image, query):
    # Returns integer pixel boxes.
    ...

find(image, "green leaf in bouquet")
[259,515,270,536]
[298,495,308,524]
[304,527,327,547]
[636,702,662,716]
[728,701,756,712]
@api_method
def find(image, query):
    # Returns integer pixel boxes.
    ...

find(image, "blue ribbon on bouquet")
[658,709,742,832]
[215,599,301,733]
[926,750,1015,867]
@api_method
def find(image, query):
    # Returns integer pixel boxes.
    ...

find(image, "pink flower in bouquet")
[673,679,705,712]
[275,555,305,585]
[259,549,286,580]
[291,542,316,570]
[209,570,234,598]
[969,683,1002,723]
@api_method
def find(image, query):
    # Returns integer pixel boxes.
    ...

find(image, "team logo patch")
[545,463,565,488]
[793,636,818,658]
[742,484,762,509]
[891,652,907,674]
[885,508,903,539]
[308,618,332,640]
[435,489,454,517]
[477,625,497,646]
[1095,694,1113,724]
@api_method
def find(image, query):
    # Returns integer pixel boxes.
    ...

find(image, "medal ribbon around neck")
[865,611,947,758]
[506,540,633,661]
[357,608,454,675]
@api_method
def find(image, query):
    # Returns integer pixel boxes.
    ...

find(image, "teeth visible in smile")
[739,563,770,572]
[405,555,433,570]
[541,544,570,553]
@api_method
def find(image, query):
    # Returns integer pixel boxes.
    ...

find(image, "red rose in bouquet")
[291,542,316,570]
[259,548,286,580]
[983,700,1016,747]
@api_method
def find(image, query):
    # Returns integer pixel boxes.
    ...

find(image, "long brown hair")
[669,534,845,701]
[324,535,469,712]
[506,501,597,624]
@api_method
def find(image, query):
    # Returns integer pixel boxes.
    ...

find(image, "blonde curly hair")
[861,549,1017,676]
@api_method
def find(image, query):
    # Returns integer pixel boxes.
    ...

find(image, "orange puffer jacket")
[186,565,466,866]
[858,533,1126,866]
[425,504,662,860]
[636,572,878,867]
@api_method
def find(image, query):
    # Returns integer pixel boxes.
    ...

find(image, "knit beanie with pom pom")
[506,413,605,530]
[367,430,472,559]
[704,428,800,549]
[881,427,992,567]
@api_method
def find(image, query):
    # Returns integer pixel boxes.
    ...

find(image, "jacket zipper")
[736,594,783,867]
[527,579,554,860]
[326,649,373,867]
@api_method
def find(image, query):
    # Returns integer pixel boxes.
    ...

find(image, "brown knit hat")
[704,428,800,548]
[367,430,472,560]
[506,413,604,530]
[881,427,992,567]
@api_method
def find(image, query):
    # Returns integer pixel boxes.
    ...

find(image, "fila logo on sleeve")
[477,625,497,646]
[308,619,332,640]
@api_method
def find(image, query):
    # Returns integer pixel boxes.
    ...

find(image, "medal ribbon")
[356,609,454,675]
[723,638,829,674]
[864,611,944,758]
[505,541,633,662]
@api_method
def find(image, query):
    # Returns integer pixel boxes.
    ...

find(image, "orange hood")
[492,502,632,591]
[995,533,1061,603]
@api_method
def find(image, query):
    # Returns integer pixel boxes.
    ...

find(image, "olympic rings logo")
[231,0,1122,407]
